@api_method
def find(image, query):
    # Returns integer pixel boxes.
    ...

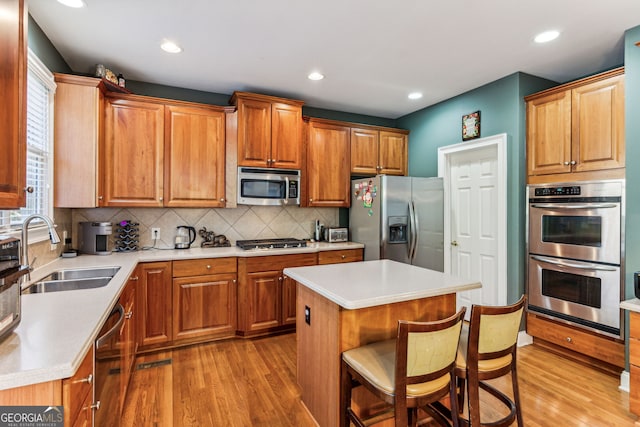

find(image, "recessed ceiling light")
[160,41,182,53]
[308,72,324,81]
[534,30,560,44]
[408,92,423,100]
[57,0,85,7]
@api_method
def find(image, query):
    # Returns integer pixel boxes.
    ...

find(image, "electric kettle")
[175,226,196,249]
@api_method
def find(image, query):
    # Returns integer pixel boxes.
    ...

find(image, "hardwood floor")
[122,333,638,426]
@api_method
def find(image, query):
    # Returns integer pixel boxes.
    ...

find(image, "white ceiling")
[28,0,640,119]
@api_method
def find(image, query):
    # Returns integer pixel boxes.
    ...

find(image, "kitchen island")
[283,259,481,427]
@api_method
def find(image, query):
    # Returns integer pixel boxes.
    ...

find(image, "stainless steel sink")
[22,266,120,294]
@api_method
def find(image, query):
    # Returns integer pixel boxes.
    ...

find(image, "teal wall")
[27,15,71,73]
[396,73,557,303]
[624,25,640,364]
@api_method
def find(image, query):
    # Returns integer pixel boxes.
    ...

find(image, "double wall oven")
[527,180,624,338]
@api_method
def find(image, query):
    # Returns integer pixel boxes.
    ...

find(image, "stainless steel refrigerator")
[350,175,444,271]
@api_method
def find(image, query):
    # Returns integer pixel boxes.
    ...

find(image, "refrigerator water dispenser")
[388,216,408,243]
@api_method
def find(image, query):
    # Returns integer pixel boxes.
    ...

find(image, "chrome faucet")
[21,214,61,281]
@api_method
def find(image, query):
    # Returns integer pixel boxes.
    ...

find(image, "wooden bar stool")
[454,296,526,427]
[340,308,466,427]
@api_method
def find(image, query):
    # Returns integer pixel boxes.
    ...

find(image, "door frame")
[437,133,508,307]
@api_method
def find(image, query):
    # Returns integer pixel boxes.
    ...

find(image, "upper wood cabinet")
[54,74,104,207]
[526,68,625,183]
[231,91,304,169]
[306,119,351,207]
[101,93,228,207]
[0,0,27,208]
[164,104,226,207]
[351,127,408,176]
[103,96,165,207]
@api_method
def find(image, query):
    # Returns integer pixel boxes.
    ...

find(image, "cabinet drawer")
[318,249,363,265]
[631,365,640,416]
[173,257,237,277]
[630,312,640,339]
[63,347,94,424]
[526,313,624,367]
[242,253,316,272]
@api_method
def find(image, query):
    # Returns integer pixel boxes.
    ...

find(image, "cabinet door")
[237,98,271,167]
[379,131,408,176]
[137,262,172,348]
[572,75,625,173]
[243,270,281,332]
[271,102,303,169]
[103,98,164,206]
[281,275,297,326]
[526,91,572,176]
[350,128,379,175]
[306,121,351,207]
[164,104,226,207]
[54,75,103,208]
[172,273,237,341]
[71,391,93,427]
[0,0,26,208]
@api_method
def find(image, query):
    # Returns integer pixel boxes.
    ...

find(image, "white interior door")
[438,134,507,318]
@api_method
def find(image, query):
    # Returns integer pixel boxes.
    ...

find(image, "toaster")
[324,227,348,243]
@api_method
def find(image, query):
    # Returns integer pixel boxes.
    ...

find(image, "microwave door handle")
[531,255,618,272]
[96,304,125,349]
[284,176,289,205]
[530,203,618,209]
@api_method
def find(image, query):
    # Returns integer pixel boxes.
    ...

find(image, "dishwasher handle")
[96,304,124,349]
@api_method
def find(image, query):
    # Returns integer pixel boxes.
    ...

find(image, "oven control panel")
[534,186,581,197]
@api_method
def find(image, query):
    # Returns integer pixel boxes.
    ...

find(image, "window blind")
[0,52,54,231]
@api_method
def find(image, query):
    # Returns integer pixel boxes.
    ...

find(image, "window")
[0,49,56,241]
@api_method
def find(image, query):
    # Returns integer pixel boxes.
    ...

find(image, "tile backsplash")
[71,206,339,250]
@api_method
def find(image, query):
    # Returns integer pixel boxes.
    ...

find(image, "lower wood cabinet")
[137,261,173,349]
[526,312,624,368]
[629,312,640,415]
[63,346,94,427]
[172,257,237,343]
[238,253,316,335]
[317,248,363,265]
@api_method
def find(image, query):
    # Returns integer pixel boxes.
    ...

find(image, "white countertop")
[0,241,363,391]
[621,298,640,313]
[283,259,482,310]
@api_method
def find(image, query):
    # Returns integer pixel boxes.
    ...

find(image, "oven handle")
[530,203,618,209]
[531,255,618,271]
[96,304,124,349]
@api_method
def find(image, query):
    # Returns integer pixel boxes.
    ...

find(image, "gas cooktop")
[236,238,307,250]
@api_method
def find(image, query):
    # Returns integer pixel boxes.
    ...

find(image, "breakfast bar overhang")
[283,259,482,427]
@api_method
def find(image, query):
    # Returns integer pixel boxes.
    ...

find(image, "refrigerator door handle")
[409,201,417,260]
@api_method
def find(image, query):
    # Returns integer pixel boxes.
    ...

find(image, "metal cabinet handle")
[309,198,313,202]
[563,161,570,165]
[566,336,573,343]
[220,198,225,202]
[91,401,101,411]
[206,265,211,269]
[74,373,93,385]
[125,311,133,319]
[451,241,458,246]
[24,186,34,193]
[570,160,576,165]
[129,276,139,281]
[341,255,346,259]
[159,197,163,202]
[98,196,103,200]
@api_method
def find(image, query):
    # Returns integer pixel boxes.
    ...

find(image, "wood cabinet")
[55,81,231,208]
[63,346,94,427]
[526,312,624,369]
[54,74,104,207]
[172,257,237,343]
[164,104,226,207]
[103,96,165,207]
[0,0,27,208]
[317,248,363,265]
[629,312,640,415]
[119,271,137,411]
[231,91,304,169]
[526,68,625,183]
[137,261,173,349]
[237,253,316,335]
[306,119,351,207]
[350,128,408,176]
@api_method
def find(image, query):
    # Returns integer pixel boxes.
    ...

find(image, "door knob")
[451,241,458,246]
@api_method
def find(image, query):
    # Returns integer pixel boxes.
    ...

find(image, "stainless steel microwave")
[237,167,301,206]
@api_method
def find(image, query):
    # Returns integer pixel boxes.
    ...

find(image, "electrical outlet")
[151,228,160,241]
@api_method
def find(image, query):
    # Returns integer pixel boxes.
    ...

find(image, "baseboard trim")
[620,370,630,392]
[518,330,533,347]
